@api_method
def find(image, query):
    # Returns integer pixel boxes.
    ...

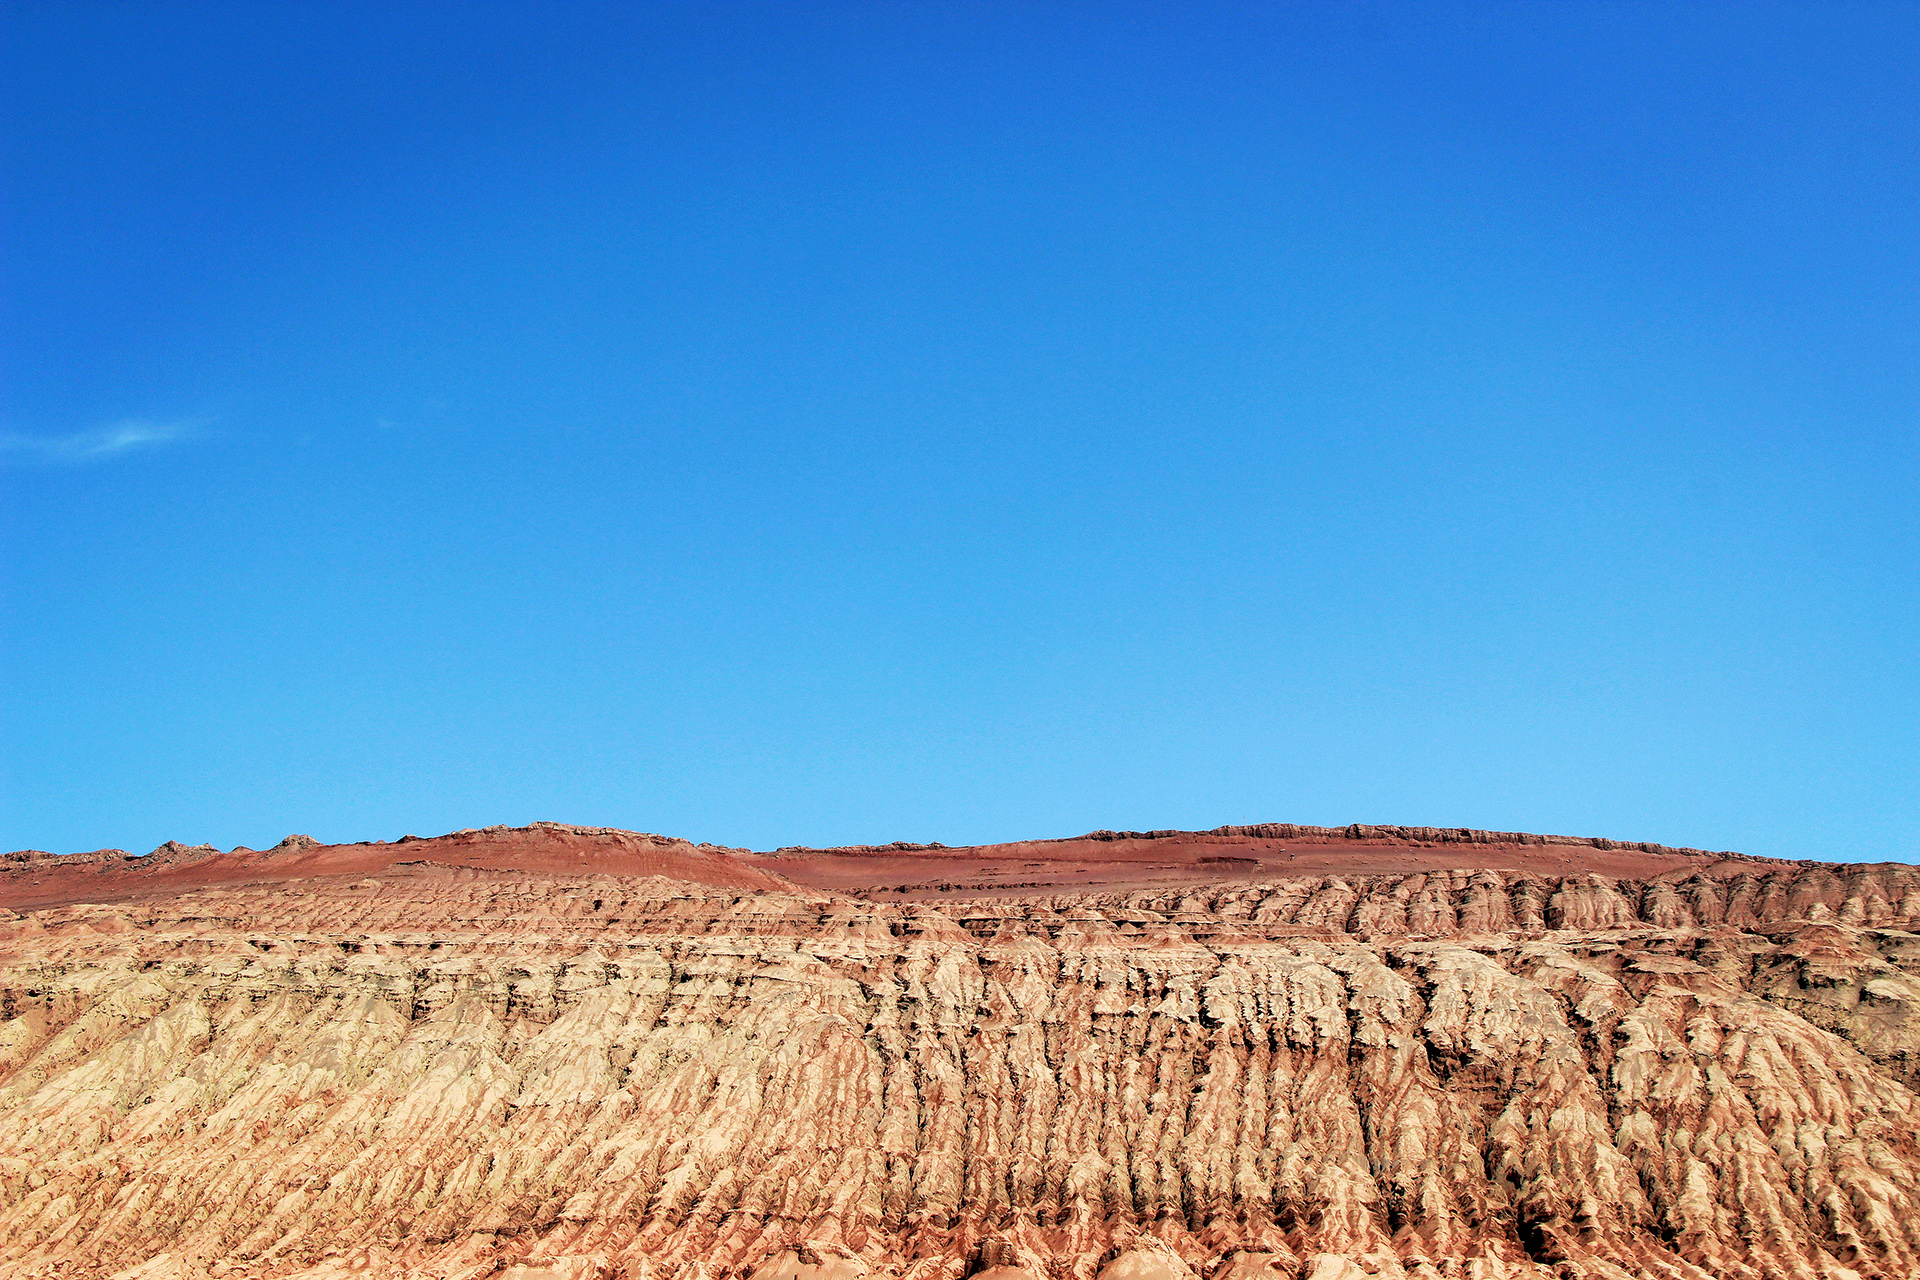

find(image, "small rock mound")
[144,841,220,865]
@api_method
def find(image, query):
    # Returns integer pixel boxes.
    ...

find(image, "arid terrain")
[2,822,1917,1280]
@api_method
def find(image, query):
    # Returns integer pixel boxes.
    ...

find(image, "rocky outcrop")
[1,847,132,868]
[145,841,224,865]
[0,828,1915,1279]
[1200,824,1762,860]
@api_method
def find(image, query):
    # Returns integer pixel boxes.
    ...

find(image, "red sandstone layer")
[0,822,788,910]
[4,820,1800,913]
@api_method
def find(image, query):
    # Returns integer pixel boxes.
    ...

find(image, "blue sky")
[3,2,1915,860]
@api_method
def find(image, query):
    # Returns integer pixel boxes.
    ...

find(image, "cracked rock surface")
[1,826,1917,1279]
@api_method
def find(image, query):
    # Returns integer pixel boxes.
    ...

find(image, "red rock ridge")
[0,821,789,910]
[745,823,1798,900]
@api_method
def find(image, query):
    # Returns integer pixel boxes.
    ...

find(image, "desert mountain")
[2,822,1916,1280]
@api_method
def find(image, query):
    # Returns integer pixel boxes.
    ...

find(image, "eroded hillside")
[1,825,1917,1280]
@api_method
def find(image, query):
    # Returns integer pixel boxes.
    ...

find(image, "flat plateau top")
[747,833,1783,900]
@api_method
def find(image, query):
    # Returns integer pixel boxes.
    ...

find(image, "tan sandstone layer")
[1,823,1917,1280]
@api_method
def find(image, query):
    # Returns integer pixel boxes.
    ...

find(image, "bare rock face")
[0,824,1917,1278]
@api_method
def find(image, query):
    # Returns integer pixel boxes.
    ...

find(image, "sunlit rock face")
[1,826,1918,1279]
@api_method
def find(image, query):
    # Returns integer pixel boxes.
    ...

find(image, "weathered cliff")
[0,826,1916,1280]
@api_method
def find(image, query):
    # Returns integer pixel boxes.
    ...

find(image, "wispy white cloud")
[0,418,209,464]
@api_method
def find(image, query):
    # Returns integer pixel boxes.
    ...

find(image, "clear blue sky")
[3,2,1914,860]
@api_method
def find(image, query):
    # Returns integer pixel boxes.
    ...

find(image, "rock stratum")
[2,824,1918,1280]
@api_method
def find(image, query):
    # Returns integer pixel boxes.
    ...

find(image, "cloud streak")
[0,418,208,464]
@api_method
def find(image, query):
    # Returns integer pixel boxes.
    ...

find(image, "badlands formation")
[2,823,1919,1280]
